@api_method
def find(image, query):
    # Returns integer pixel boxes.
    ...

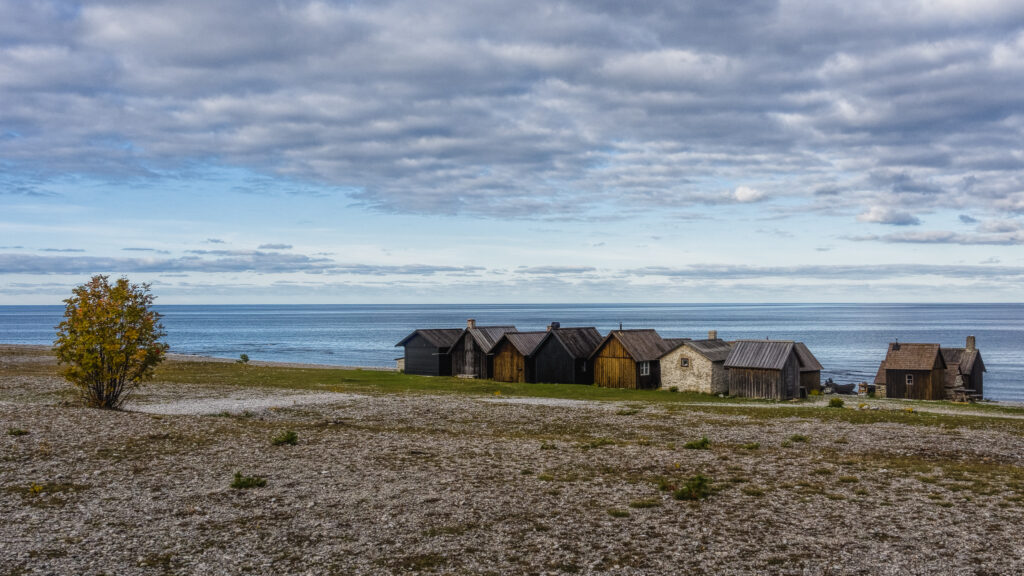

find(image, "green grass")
[6,427,28,437]
[271,430,298,446]
[684,436,711,450]
[230,472,266,489]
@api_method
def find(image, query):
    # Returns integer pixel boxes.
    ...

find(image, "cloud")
[856,206,922,226]
[2,0,1023,220]
[516,266,597,275]
[959,214,978,224]
[204,238,226,244]
[39,248,86,253]
[849,230,1024,245]
[122,247,171,254]
[257,243,292,250]
[625,263,1024,281]
[732,186,765,203]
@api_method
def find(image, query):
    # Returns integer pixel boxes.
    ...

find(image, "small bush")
[673,474,713,501]
[7,428,28,437]
[271,430,298,446]
[230,472,266,489]
[684,436,711,450]
[629,498,661,509]
[607,508,631,518]
[237,353,250,365]
[788,434,809,443]
[809,389,821,396]
[829,397,845,408]
[668,386,679,393]
[741,442,760,450]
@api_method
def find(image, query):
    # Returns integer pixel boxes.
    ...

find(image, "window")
[680,357,690,368]
[906,374,914,386]
[640,361,650,376]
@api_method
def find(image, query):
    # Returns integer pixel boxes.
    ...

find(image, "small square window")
[906,374,914,386]
[680,357,690,368]
[640,361,650,376]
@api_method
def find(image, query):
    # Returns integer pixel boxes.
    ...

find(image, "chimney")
[708,329,718,340]
[467,319,476,329]
[547,321,560,332]
[893,338,900,351]
[966,335,976,351]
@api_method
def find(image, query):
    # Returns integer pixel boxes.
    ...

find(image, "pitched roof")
[681,339,734,363]
[662,338,691,350]
[499,331,547,356]
[724,340,796,370]
[793,342,823,372]
[874,364,887,385]
[878,343,945,372]
[590,329,670,362]
[394,328,463,348]
[542,326,603,359]
[465,326,517,352]
[941,347,985,389]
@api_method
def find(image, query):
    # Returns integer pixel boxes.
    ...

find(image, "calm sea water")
[2,303,1021,401]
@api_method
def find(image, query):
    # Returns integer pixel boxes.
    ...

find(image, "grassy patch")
[6,427,28,436]
[628,498,661,509]
[669,474,714,501]
[740,442,760,450]
[607,508,631,518]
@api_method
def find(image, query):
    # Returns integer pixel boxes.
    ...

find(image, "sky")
[2,0,1024,304]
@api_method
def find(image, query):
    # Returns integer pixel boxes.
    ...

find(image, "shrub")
[789,434,809,443]
[629,498,661,509]
[606,508,631,518]
[271,430,298,446]
[684,436,711,450]
[741,442,760,450]
[230,472,266,489]
[809,389,821,396]
[53,275,168,409]
[7,428,28,437]
[668,386,679,393]
[673,474,713,501]
[828,397,845,408]
[237,353,250,365]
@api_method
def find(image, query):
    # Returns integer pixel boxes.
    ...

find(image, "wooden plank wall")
[492,343,526,383]
[728,368,784,399]
[886,369,944,400]
[594,337,637,389]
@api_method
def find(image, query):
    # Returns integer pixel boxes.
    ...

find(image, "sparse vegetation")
[672,474,714,501]
[684,436,711,450]
[740,442,760,450]
[629,498,660,509]
[7,427,28,436]
[607,508,631,518]
[271,429,298,446]
[230,472,266,489]
[829,397,845,408]
[237,353,250,365]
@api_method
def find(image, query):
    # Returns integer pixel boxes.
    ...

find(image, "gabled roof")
[663,338,733,363]
[793,342,823,372]
[878,343,946,372]
[725,340,796,370]
[535,326,603,359]
[497,331,547,356]
[662,338,691,350]
[395,328,463,348]
[941,347,985,389]
[589,329,670,362]
[462,326,517,353]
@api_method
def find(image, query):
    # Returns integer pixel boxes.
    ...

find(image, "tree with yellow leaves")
[54,275,169,409]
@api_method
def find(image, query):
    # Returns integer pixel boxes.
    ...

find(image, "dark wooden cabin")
[394,328,463,376]
[941,336,986,398]
[492,331,546,383]
[588,329,671,389]
[724,340,812,400]
[793,342,823,393]
[530,324,603,384]
[449,319,516,379]
[873,342,946,400]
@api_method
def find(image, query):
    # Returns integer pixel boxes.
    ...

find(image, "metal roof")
[394,328,463,348]
[725,340,796,370]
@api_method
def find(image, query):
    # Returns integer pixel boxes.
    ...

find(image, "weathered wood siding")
[660,346,727,394]
[728,354,800,399]
[401,333,450,376]
[594,337,637,389]
[450,334,489,379]
[885,369,944,400]
[533,338,590,384]
[800,371,821,394]
[966,363,984,397]
[492,341,527,383]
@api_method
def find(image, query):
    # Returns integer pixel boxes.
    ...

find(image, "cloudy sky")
[2,0,1024,304]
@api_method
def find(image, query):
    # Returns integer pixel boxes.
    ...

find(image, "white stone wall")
[659,344,727,394]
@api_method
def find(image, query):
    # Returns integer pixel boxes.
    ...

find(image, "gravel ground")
[2,348,1023,575]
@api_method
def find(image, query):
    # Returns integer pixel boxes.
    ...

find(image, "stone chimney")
[708,330,718,340]
[547,321,560,332]
[467,319,476,329]
[966,335,976,351]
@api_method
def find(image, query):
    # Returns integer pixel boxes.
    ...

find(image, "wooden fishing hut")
[449,319,517,379]
[394,328,463,376]
[491,331,546,383]
[530,323,603,384]
[588,329,672,389]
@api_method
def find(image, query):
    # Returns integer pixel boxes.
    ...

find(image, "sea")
[2,303,1021,402]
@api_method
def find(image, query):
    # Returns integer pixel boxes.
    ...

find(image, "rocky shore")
[2,346,1023,575]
